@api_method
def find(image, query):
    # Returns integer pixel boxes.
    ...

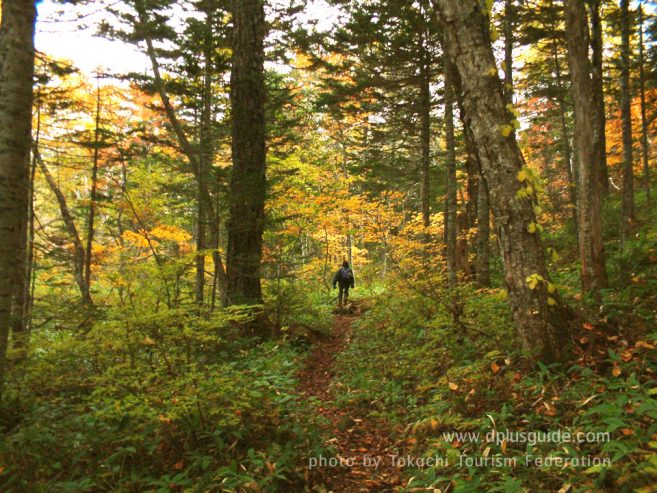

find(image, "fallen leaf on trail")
[448,381,459,391]
[612,366,622,377]
[491,362,501,374]
[583,323,594,331]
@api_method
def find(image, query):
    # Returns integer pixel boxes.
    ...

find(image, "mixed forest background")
[1,0,657,491]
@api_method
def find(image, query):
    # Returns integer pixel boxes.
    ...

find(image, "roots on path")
[298,311,403,492]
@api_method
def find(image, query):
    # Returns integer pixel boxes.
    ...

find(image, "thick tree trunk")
[564,0,608,292]
[587,0,609,196]
[0,0,37,397]
[226,0,267,305]
[37,152,93,305]
[443,48,457,289]
[433,0,572,362]
[638,4,650,200]
[620,0,635,231]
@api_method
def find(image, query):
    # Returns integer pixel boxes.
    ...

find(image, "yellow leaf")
[547,297,556,306]
[517,169,528,182]
[501,125,513,137]
[448,381,459,391]
[527,223,537,234]
[612,366,622,377]
[142,336,156,346]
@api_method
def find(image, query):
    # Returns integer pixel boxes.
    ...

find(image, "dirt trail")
[298,313,403,492]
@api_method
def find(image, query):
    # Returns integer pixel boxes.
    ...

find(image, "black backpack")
[339,267,354,283]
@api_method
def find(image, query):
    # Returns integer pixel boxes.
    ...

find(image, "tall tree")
[638,3,651,200]
[226,0,267,305]
[0,0,37,397]
[620,0,635,236]
[443,51,457,289]
[564,0,608,292]
[84,81,102,295]
[433,0,572,362]
[587,0,609,196]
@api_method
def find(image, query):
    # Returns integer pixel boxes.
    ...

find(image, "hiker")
[332,260,355,307]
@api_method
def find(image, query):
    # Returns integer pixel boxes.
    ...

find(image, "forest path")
[298,310,403,492]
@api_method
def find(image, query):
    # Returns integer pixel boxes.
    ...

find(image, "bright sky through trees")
[35,0,341,76]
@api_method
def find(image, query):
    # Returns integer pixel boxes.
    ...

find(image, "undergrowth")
[0,307,327,492]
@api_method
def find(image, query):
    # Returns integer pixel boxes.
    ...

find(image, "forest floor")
[298,309,404,493]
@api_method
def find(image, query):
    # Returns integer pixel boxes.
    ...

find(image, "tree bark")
[638,4,650,200]
[503,0,514,107]
[587,0,609,196]
[0,0,37,397]
[620,0,635,231]
[226,0,267,305]
[564,0,608,292]
[433,0,572,362]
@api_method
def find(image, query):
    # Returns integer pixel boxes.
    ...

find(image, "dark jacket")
[332,267,355,288]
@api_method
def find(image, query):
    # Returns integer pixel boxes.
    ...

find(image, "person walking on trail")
[332,260,355,307]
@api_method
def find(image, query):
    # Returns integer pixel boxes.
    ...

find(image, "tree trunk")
[476,176,491,287]
[454,67,488,284]
[587,0,609,196]
[443,48,457,289]
[226,0,267,305]
[620,0,635,233]
[12,101,41,353]
[85,83,101,295]
[564,0,608,292]
[638,4,650,200]
[419,57,432,229]
[503,0,514,107]
[37,152,93,305]
[0,0,37,397]
[550,34,579,240]
[433,0,572,362]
